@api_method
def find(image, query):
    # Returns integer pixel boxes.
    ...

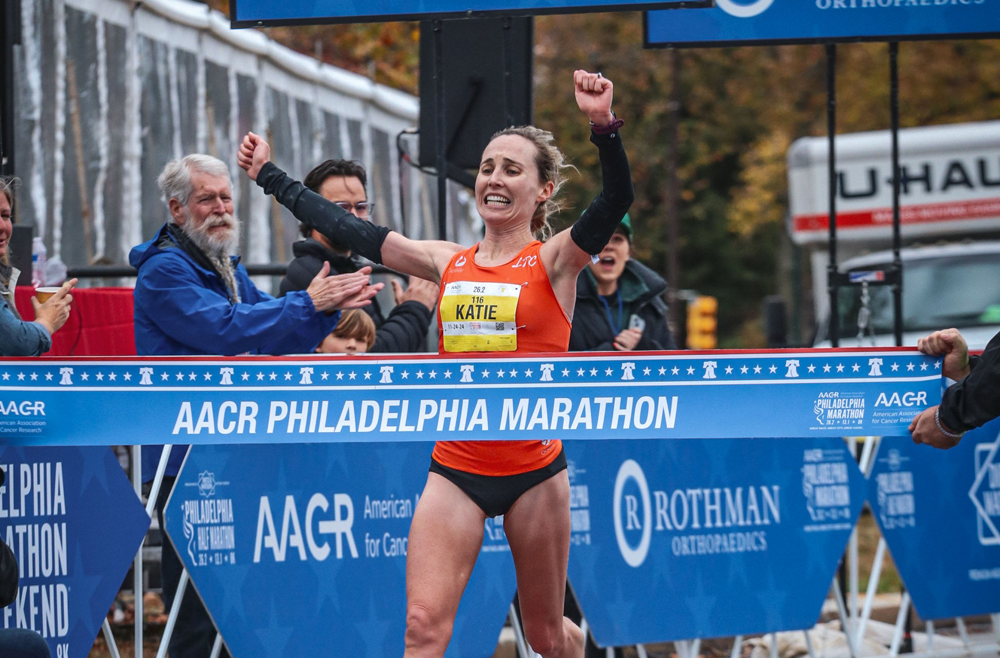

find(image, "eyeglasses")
[333,201,374,218]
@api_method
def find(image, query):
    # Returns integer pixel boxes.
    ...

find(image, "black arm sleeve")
[256,163,391,264]
[939,331,1000,433]
[570,130,636,255]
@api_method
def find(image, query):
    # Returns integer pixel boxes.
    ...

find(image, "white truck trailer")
[787,120,1000,348]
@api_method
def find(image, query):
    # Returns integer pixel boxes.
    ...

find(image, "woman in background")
[0,177,76,356]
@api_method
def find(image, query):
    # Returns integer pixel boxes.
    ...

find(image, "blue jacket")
[130,223,340,480]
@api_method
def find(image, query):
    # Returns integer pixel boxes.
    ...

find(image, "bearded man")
[130,154,380,658]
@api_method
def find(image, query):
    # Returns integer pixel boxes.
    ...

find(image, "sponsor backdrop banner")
[646,0,1000,48]
[0,447,150,658]
[0,351,939,445]
[164,443,516,658]
[564,438,865,645]
[869,421,1000,620]
[232,0,701,27]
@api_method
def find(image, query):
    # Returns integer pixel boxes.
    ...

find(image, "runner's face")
[476,135,552,228]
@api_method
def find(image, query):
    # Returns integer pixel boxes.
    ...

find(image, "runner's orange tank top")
[433,240,571,476]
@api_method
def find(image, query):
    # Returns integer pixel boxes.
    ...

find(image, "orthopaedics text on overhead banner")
[645,0,1000,47]
[0,350,939,446]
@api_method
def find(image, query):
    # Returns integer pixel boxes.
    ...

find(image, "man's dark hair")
[300,159,368,238]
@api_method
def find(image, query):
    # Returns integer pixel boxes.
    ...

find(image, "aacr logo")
[0,401,46,416]
[874,391,927,407]
[253,493,358,562]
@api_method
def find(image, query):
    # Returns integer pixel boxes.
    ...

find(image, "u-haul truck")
[788,120,1000,349]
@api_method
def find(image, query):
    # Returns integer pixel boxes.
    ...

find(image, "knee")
[404,602,453,653]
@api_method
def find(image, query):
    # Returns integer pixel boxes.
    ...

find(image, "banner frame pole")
[825,43,839,349]
[133,444,144,658]
[156,570,190,658]
[889,42,904,348]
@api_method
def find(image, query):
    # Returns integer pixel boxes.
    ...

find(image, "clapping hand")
[306,263,384,313]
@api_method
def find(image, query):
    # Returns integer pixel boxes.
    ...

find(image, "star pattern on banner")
[0,353,940,390]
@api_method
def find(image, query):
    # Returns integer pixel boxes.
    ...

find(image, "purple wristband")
[590,117,625,135]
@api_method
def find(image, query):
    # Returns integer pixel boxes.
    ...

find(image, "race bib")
[440,281,521,352]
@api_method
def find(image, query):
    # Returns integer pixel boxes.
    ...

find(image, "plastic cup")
[35,287,60,304]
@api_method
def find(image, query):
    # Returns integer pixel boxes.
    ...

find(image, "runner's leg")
[504,470,583,658]
[404,472,487,658]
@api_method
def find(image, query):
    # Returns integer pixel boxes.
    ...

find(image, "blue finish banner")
[0,447,150,658]
[231,0,707,27]
[868,422,1000,620]
[645,0,1000,47]
[564,437,866,645]
[0,351,939,445]
[163,443,515,658]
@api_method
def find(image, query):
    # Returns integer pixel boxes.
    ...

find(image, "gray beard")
[181,212,242,304]
[184,211,240,260]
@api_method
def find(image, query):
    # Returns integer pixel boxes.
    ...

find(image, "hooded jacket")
[129,223,339,479]
[569,259,676,352]
[279,238,433,353]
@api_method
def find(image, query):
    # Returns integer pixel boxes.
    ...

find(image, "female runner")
[238,70,633,658]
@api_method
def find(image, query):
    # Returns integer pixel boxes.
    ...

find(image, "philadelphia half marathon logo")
[182,471,235,568]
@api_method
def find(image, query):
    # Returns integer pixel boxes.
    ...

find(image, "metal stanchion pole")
[133,445,144,658]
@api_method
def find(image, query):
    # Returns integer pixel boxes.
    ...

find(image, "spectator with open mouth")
[569,213,676,353]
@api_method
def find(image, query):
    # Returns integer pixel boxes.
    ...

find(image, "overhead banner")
[0,447,150,658]
[645,0,1000,48]
[0,351,939,445]
[164,443,515,658]
[564,438,865,645]
[868,423,1000,620]
[231,0,709,28]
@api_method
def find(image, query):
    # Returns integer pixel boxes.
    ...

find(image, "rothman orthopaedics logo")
[613,460,653,567]
[716,0,775,17]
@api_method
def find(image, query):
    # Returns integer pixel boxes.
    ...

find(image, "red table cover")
[14,287,136,356]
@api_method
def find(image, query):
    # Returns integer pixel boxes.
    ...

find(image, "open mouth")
[484,194,511,208]
[598,255,617,268]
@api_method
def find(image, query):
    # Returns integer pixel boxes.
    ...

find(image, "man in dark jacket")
[569,214,676,352]
[279,159,438,353]
[1,466,51,658]
[130,154,380,658]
